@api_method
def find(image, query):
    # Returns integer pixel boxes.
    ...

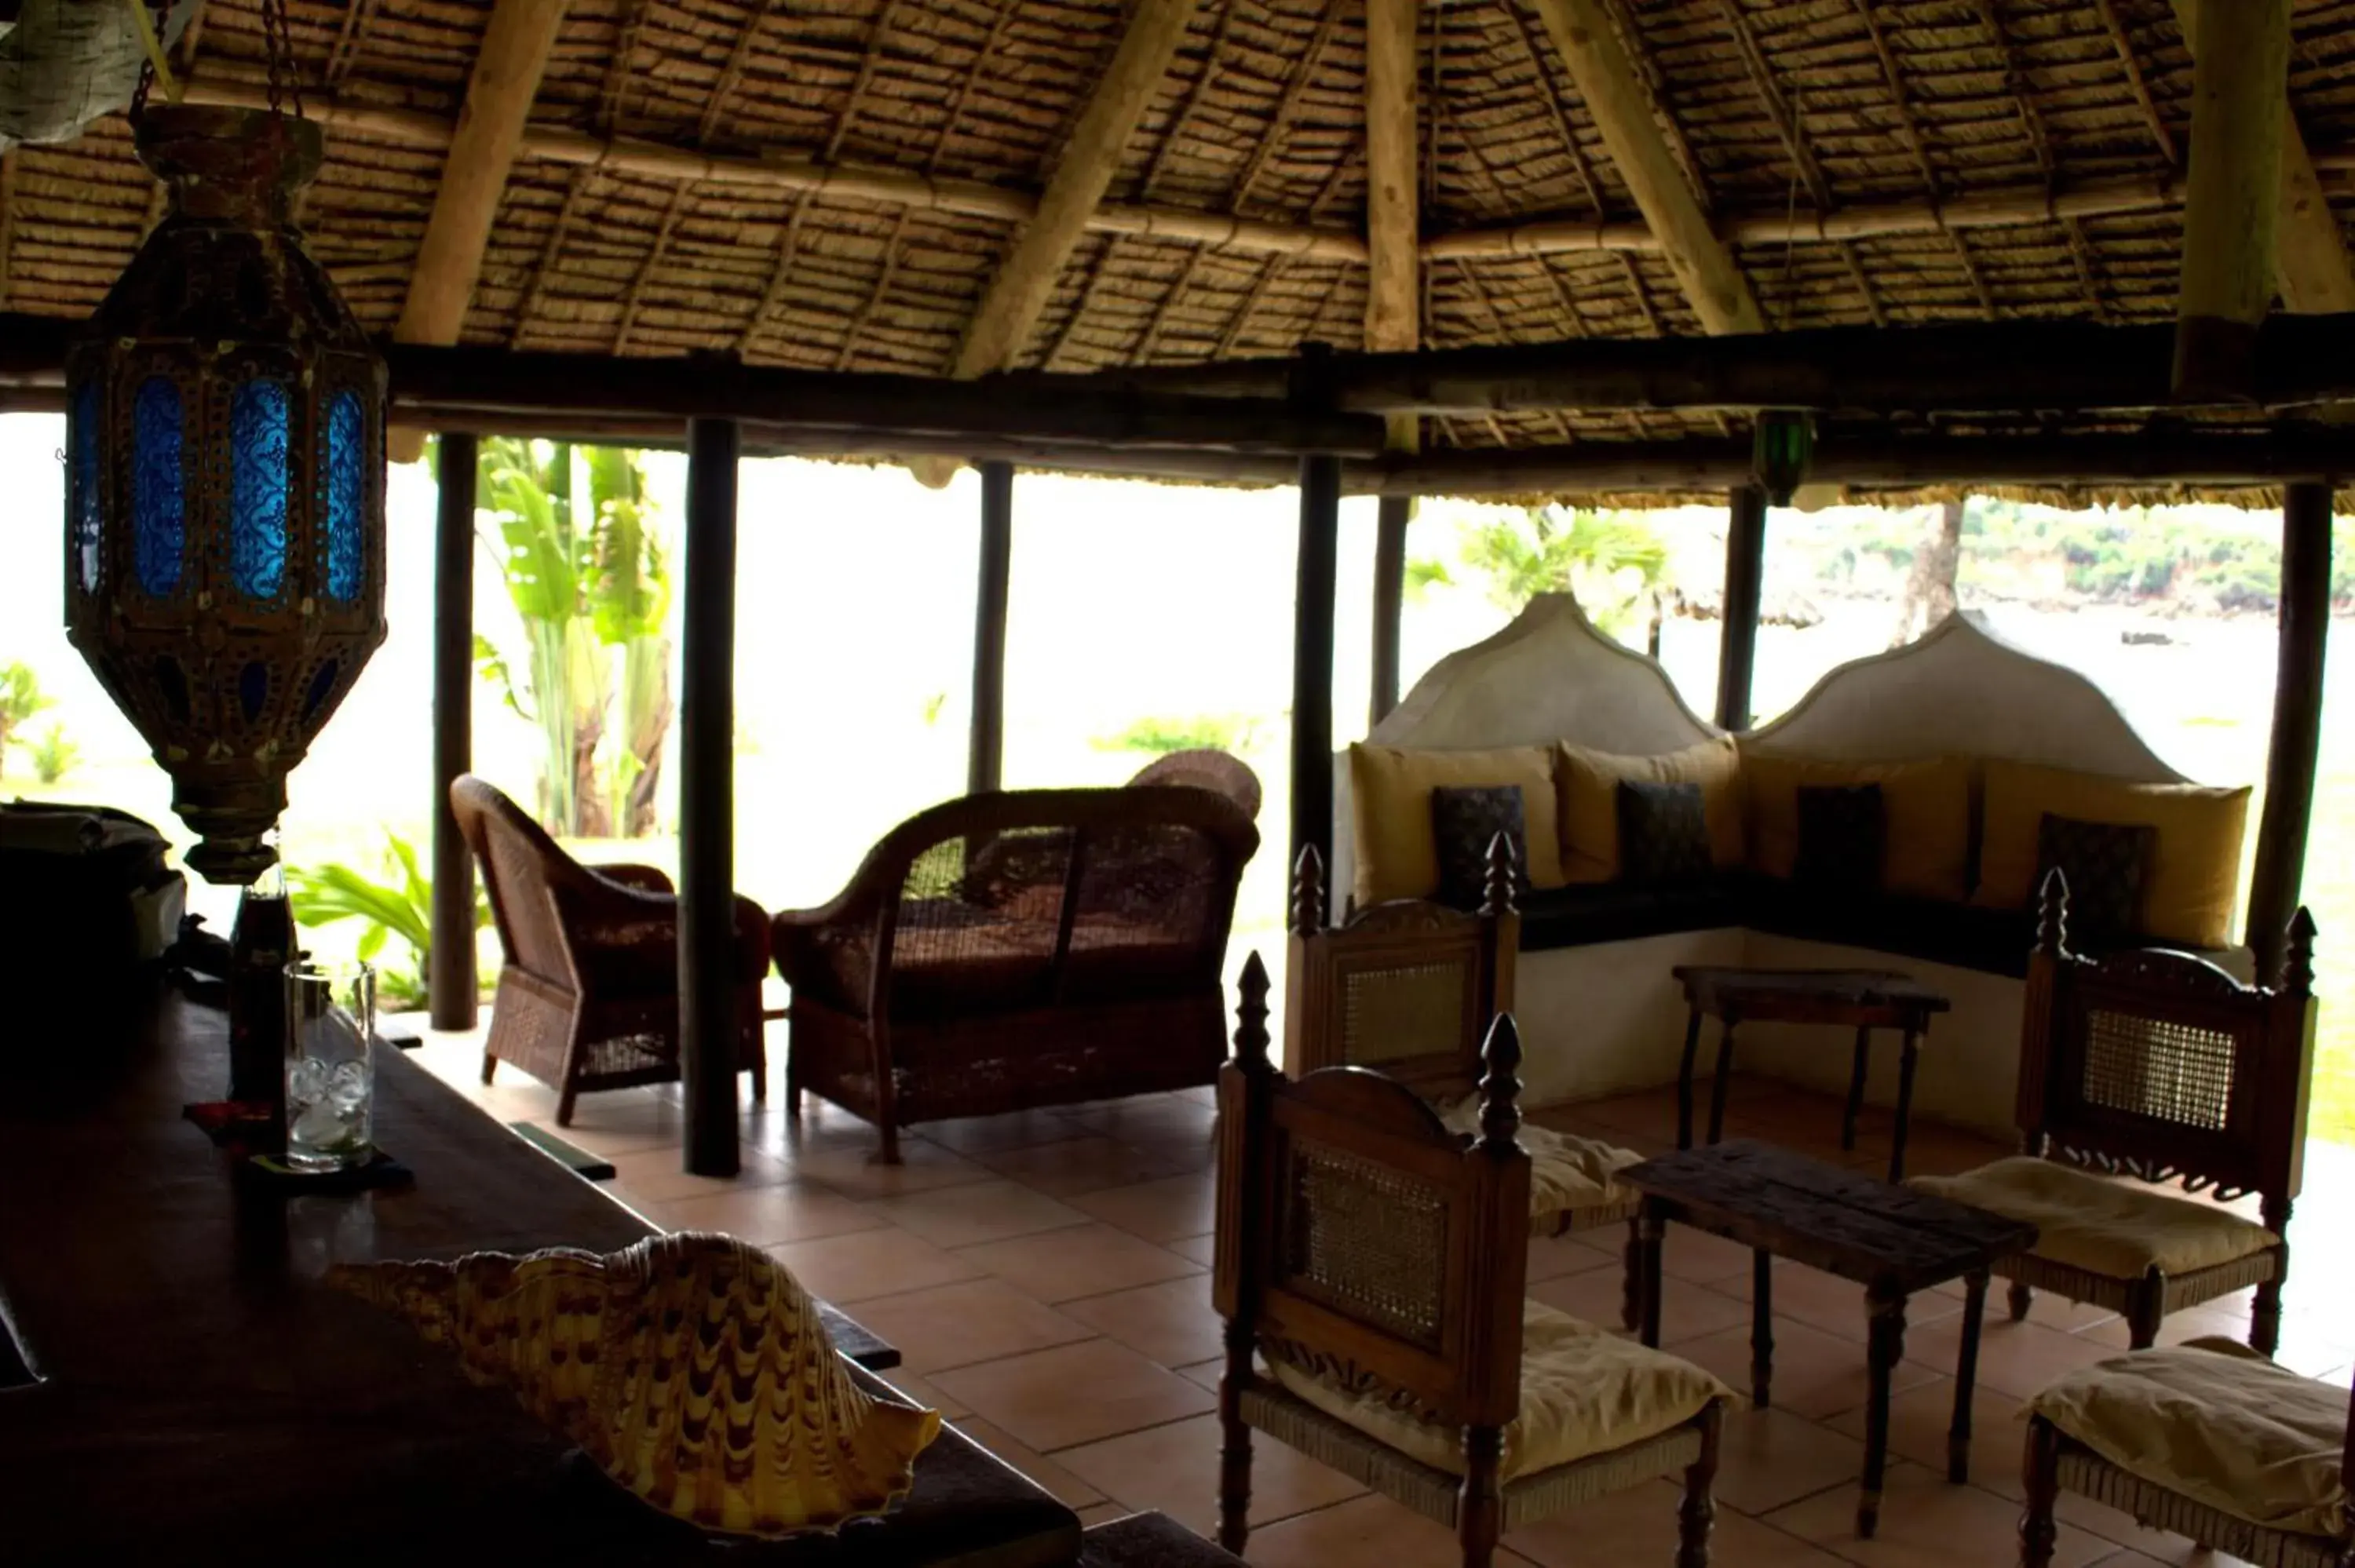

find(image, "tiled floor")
[403,1026,2355,1567]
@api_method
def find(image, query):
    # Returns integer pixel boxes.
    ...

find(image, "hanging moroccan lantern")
[64,102,386,885]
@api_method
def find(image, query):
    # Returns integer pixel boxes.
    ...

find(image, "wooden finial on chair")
[1476,1013,1524,1152]
[2284,907,2317,997]
[2036,867,2070,956]
[1291,845,1325,936]
[1234,951,1273,1073]
[1480,832,1519,917]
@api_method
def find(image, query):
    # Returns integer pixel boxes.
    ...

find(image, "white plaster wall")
[1513,928,1747,1106]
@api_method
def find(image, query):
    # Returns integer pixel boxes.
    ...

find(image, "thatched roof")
[5,0,2355,505]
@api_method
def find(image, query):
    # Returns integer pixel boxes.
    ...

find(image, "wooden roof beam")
[2171,0,2355,315]
[1365,0,1419,454]
[387,0,569,461]
[1525,0,1764,333]
[2173,0,2287,398]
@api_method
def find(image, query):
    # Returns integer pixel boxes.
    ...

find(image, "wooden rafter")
[1967,0,2053,181]
[1949,228,1997,315]
[2173,0,2287,396]
[737,191,812,357]
[1451,261,1574,443]
[1502,0,1605,216]
[1526,0,1764,333]
[1716,0,1831,211]
[614,182,693,355]
[1216,255,1289,359]
[1130,247,1210,365]
[1849,0,1941,195]
[1139,0,1237,199]
[1364,0,1419,456]
[2061,217,2113,322]
[1596,0,1714,213]
[699,0,782,145]
[176,0,210,65]
[601,0,653,132]
[826,0,907,164]
[1037,240,1122,371]
[1837,239,1886,327]
[389,0,569,458]
[511,170,594,349]
[833,209,911,372]
[2089,0,2177,167]
[1231,0,1344,214]
[326,0,384,85]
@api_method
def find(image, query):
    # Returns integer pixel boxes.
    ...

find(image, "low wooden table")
[1670,965,1952,1181]
[1622,1140,2036,1540]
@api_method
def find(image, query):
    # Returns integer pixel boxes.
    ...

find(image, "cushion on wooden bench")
[1908,1157,2276,1279]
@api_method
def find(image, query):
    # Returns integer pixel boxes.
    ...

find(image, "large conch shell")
[328,1231,940,1537]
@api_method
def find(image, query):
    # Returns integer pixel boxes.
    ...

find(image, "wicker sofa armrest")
[590,862,675,896]
[553,877,772,990]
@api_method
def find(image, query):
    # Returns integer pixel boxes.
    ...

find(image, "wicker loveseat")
[772,777,1260,1160]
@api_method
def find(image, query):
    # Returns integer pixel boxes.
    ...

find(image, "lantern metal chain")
[260,0,308,120]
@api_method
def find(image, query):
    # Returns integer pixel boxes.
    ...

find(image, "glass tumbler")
[283,960,375,1172]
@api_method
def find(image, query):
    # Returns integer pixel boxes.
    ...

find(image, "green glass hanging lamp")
[64,13,386,885]
[1751,409,1816,508]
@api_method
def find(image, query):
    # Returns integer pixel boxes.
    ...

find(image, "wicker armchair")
[1911,870,2317,1355]
[1214,961,1731,1568]
[2022,1340,2353,1568]
[451,776,769,1125]
[1285,841,1645,1246]
[771,783,1258,1161]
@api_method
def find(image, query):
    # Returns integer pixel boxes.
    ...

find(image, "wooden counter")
[0,993,1079,1566]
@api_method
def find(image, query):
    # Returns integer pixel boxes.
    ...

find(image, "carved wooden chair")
[1287,840,1645,1242]
[2022,1339,2353,1568]
[1214,959,1731,1568]
[452,775,769,1125]
[1911,870,2316,1354]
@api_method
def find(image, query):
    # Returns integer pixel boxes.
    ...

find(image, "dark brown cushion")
[2037,813,2157,949]
[1795,783,1886,895]
[1617,780,1711,886]
[1430,785,1529,910]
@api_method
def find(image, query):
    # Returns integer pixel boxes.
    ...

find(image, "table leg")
[1637,1207,1667,1349]
[1860,1285,1907,1541]
[1750,1249,1774,1408]
[1842,1026,1871,1151]
[1889,1026,1922,1183]
[1948,1270,1989,1483]
[1706,1017,1737,1146]
[1677,1008,1703,1150]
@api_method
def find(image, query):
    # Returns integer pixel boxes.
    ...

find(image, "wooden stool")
[1670,966,1952,1182]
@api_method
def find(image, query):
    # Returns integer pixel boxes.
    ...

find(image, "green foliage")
[0,662,53,780]
[287,833,491,1010]
[1097,713,1262,755]
[1413,506,1670,637]
[922,691,949,727]
[27,724,77,785]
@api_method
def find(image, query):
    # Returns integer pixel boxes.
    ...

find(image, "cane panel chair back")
[1283,841,1517,1103]
[455,774,591,987]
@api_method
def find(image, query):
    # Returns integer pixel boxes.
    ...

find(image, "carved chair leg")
[480,1052,497,1085]
[1620,1216,1643,1334]
[1678,1402,1722,1568]
[2020,1416,2062,1568]
[2252,1207,2291,1357]
[1457,1425,1504,1568]
[2007,1279,2033,1324]
[1216,1393,1252,1555]
[2126,1273,2166,1351]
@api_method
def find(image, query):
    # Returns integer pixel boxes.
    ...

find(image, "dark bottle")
[228,856,293,1121]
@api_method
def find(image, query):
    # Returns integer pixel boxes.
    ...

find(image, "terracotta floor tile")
[1071,1172,1218,1244]
[1659,1224,1763,1285]
[1721,1260,1966,1343]
[778,1136,995,1201]
[1165,1232,1219,1267]
[921,1108,1103,1154]
[973,1135,1196,1198]
[2079,1301,2249,1352]
[1765,1457,2113,1568]
[932,1338,1217,1453]
[1060,1275,1225,1368]
[1671,1317,1946,1424]
[1240,1492,1541,1568]
[1174,1356,1226,1394]
[951,1417,1107,1509]
[1509,1477,1852,1568]
[601,1143,793,1202]
[1529,1269,1751,1347]
[1057,1412,1364,1537]
[766,1226,984,1304]
[1569,1087,1685,1141]
[871,1367,970,1422]
[1073,1501,1135,1529]
[958,1223,1205,1304]
[1908,1312,2121,1402]
[1712,1406,1871,1515]
[744,1096,894,1154]
[1061,1094,1219,1145]
[1525,1231,1622,1284]
[839,1278,1094,1373]
[864,1179,1092,1249]
[637,1181,885,1245]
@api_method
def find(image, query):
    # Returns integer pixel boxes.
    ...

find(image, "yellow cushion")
[1908,1157,2276,1280]
[1436,1100,1641,1221]
[1268,1300,1730,1480]
[1348,743,1567,907]
[2032,1338,2350,1541]
[1972,760,2251,948]
[1554,737,1746,884]
[1738,750,1973,901]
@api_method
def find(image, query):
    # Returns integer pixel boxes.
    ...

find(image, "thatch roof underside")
[7,0,2355,507]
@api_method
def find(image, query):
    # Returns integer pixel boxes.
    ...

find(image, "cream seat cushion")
[1436,1099,1641,1218]
[2032,1338,2350,1540]
[1908,1157,2276,1279]
[1268,1300,1730,1480]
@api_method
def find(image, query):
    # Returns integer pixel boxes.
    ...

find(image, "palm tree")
[1418,505,1673,644]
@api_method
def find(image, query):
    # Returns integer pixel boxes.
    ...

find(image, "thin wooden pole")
[1369,493,1410,728]
[429,432,479,1031]
[2248,480,2332,975]
[679,415,742,1178]
[1716,484,1767,731]
[2173,0,2289,399]
[969,459,1014,794]
[1293,453,1342,895]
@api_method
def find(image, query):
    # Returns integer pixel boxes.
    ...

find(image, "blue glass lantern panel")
[239,661,270,723]
[302,659,340,721]
[230,379,290,600]
[71,381,100,592]
[323,390,364,602]
[132,377,184,597]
